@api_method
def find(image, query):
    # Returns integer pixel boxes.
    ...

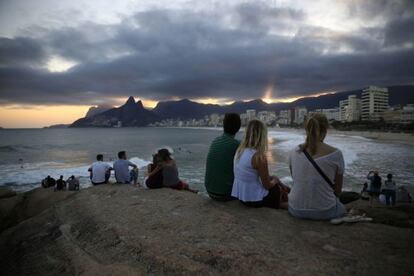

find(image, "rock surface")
[1,185,413,275]
[0,186,16,199]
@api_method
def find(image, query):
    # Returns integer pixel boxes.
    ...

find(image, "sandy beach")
[269,127,414,143]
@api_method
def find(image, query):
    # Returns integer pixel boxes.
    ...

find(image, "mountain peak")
[125,96,136,106]
[136,100,144,108]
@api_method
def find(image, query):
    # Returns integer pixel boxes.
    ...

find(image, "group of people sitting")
[41,175,79,191]
[206,113,358,221]
[88,149,197,193]
[43,112,410,222]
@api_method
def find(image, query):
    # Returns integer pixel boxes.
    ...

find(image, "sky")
[0,0,413,127]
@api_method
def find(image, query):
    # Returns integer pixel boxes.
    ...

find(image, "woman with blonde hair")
[231,119,288,209]
[288,113,346,220]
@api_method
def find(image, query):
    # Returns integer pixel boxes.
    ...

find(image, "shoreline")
[269,127,414,143]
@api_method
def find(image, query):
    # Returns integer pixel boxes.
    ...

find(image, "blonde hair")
[300,113,329,155]
[236,119,268,164]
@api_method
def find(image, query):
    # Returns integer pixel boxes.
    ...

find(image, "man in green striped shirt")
[205,113,241,201]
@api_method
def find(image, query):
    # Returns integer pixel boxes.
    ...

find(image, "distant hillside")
[153,85,414,119]
[70,97,160,127]
[85,105,113,118]
[70,85,414,126]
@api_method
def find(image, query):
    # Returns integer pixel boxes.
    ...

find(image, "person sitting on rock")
[113,151,138,185]
[367,170,382,206]
[288,113,346,220]
[205,113,241,201]
[42,175,55,188]
[144,153,163,189]
[55,175,66,191]
[231,119,288,209]
[67,175,80,191]
[157,148,197,193]
[88,154,112,185]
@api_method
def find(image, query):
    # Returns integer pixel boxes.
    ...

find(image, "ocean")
[0,127,413,194]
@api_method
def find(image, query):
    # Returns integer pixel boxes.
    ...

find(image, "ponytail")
[300,113,329,155]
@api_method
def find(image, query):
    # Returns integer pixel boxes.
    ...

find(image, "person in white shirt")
[231,119,288,209]
[288,113,346,220]
[88,154,112,185]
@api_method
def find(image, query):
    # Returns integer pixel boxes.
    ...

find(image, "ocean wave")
[0,156,151,188]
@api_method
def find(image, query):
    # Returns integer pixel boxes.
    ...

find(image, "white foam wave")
[0,157,152,188]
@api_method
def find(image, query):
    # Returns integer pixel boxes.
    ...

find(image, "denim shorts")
[288,198,346,220]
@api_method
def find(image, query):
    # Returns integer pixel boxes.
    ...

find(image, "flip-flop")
[330,213,373,225]
[342,215,373,223]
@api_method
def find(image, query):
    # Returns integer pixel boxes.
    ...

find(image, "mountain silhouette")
[70,85,413,126]
[70,96,159,127]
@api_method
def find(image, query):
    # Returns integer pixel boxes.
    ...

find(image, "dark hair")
[118,151,126,159]
[223,113,241,135]
[60,175,63,179]
[97,154,103,161]
[300,113,329,155]
[152,153,161,165]
[70,175,75,179]
[158,148,172,162]
[387,173,393,179]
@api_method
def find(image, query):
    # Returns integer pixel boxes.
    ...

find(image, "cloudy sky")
[0,0,413,127]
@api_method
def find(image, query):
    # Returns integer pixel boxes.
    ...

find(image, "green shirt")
[205,133,240,197]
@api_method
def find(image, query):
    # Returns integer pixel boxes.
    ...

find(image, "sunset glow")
[0,105,90,128]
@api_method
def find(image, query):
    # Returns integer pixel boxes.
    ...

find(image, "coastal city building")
[313,107,340,122]
[257,111,276,126]
[384,104,414,124]
[294,106,307,124]
[246,109,256,122]
[339,95,361,122]
[278,109,293,125]
[361,86,389,121]
[401,104,414,124]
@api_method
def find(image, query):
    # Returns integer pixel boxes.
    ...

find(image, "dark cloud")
[0,37,47,67]
[0,1,413,106]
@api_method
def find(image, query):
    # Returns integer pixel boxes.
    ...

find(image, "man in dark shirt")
[205,113,241,201]
[55,175,66,191]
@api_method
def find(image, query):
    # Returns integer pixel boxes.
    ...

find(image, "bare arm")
[147,165,161,177]
[252,153,276,190]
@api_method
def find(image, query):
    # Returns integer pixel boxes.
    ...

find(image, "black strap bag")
[302,149,360,204]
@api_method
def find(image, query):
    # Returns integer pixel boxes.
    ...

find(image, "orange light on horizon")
[0,105,90,128]
[262,90,336,104]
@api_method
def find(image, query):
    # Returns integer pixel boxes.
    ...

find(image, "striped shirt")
[205,133,240,197]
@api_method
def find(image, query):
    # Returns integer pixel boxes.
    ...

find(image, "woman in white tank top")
[288,113,346,220]
[231,119,288,209]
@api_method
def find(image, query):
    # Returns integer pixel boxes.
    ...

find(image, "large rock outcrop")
[0,185,413,275]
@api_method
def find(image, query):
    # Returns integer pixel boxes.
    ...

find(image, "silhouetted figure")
[55,175,66,191]
[42,175,56,188]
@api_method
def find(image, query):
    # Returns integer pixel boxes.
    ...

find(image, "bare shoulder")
[322,143,339,154]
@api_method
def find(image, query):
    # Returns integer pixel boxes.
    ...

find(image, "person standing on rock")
[383,173,396,206]
[367,170,382,206]
[288,113,346,220]
[113,151,138,185]
[231,119,288,209]
[89,154,112,185]
[205,113,241,201]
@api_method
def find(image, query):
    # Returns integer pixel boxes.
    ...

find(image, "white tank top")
[231,148,269,202]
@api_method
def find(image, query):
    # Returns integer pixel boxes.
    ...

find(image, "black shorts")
[207,191,236,202]
[241,185,280,209]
